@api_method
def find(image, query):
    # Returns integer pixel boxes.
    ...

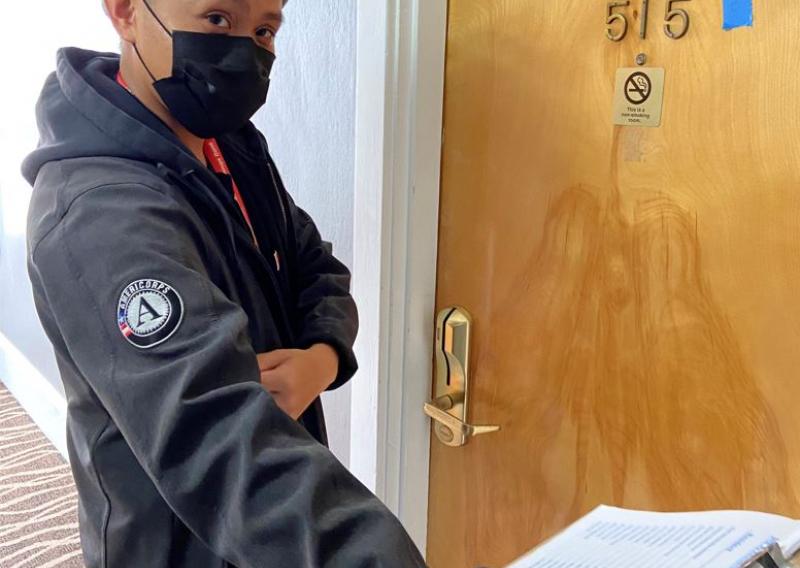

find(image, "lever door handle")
[424,397,500,447]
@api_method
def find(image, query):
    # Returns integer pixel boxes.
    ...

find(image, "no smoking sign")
[625,72,652,104]
[613,67,665,127]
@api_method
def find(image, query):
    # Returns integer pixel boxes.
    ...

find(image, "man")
[21,0,426,566]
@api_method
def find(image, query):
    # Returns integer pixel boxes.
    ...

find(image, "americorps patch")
[117,279,184,349]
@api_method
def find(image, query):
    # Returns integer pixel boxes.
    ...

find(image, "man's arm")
[281,183,359,391]
[29,182,424,567]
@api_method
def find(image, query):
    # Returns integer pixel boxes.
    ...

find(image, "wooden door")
[427,1,800,567]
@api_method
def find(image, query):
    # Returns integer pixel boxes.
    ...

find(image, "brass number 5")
[606,1,630,42]
[664,0,691,39]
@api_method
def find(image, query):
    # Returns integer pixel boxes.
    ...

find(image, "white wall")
[0,0,356,465]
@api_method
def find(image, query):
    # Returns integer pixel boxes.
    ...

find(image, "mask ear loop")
[141,0,173,38]
[132,43,158,83]
[133,0,174,83]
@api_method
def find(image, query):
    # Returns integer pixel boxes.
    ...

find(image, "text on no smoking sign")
[612,67,665,127]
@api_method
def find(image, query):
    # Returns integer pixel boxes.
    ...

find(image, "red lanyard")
[202,138,258,247]
[115,72,259,249]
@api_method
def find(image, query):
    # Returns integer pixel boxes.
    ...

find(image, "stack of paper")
[507,506,800,568]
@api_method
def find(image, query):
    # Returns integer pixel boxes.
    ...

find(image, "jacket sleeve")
[28,182,424,568]
[283,188,359,391]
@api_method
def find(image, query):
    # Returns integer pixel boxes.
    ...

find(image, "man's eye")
[207,13,232,29]
[256,27,276,40]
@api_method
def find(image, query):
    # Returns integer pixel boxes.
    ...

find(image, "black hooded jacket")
[22,48,425,568]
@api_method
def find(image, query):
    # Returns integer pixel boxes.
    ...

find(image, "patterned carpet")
[0,382,83,567]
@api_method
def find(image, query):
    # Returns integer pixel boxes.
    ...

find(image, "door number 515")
[606,0,691,42]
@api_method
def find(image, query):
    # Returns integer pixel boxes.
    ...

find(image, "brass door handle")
[424,398,500,447]
[425,307,500,447]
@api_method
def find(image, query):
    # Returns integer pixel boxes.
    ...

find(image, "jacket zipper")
[266,161,288,230]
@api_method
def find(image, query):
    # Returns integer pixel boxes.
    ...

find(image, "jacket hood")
[22,47,199,186]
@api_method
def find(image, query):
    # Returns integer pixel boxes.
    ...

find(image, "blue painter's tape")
[723,0,753,30]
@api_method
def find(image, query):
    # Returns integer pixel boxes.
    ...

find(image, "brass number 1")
[664,0,691,39]
[640,0,649,38]
[606,1,631,42]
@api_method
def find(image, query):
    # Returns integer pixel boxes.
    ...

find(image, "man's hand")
[257,344,340,420]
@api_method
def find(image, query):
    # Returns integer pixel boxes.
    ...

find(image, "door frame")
[350,0,448,555]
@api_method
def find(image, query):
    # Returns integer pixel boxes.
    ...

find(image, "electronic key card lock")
[424,307,500,447]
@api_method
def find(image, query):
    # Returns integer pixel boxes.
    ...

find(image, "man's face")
[132,0,283,81]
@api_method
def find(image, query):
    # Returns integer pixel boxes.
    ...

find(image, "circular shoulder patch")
[117,279,184,349]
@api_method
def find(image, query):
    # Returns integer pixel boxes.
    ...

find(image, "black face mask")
[134,0,276,139]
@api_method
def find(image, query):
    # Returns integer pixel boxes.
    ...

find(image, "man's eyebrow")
[209,0,284,26]
[261,10,284,25]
